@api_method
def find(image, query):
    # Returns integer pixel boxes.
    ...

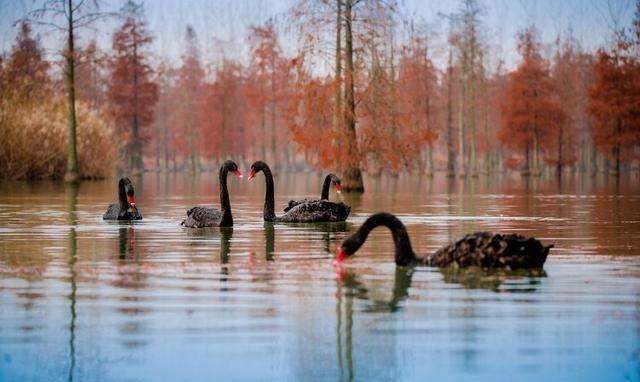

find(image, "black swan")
[283,174,350,221]
[248,161,350,223]
[103,177,142,220]
[335,212,552,269]
[181,160,242,228]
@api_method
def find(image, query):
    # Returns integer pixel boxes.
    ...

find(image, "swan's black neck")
[255,162,276,221]
[118,179,128,210]
[321,174,334,200]
[219,166,233,227]
[347,213,417,266]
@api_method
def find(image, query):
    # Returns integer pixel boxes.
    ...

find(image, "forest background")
[0,0,638,192]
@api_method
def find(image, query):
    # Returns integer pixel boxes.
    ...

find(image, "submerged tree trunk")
[261,80,267,161]
[333,0,342,149]
[446,46,455,177]
[522,144,531,176]
[131,27,143,174]
[64,0,79,183]
[590,140,597,176]
[341,0,364,193]
[557,123,564,176]
[458,69,466,177]
[612,117,621,177]
[163,115,169,171]
[533,132,541,177]
[270,54,277,171]
[469,58,478,177]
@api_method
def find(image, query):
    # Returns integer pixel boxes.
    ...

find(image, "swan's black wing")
[181,206,223,228]
[426,232,552,269]
[103,204,142,220]
[103,203,120,220]
[284,198,315,213]
[278,200,351,223]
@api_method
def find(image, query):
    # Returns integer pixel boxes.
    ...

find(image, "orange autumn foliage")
[499,27,564,171]
[174,25,205,169]
[588,41,640,170]
[201,60,248,160]
[289,74,338,169]
[244,22,298,167]
[396,40,439,168]
[107,1,158,172]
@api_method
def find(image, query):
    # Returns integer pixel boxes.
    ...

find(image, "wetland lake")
[1,172,639,381]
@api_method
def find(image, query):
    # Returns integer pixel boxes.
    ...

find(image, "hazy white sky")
[0,0,636,71]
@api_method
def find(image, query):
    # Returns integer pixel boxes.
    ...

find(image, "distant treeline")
[0,0,638,186]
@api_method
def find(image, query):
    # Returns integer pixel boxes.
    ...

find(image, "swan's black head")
[248,161,270,180]
[221,160,242,178]
[337,236,360,259]
[118,177,136,207]
[329,174,342,193]
[334,212,416,266]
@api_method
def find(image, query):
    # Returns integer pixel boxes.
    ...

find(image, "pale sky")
[0,0,636,72]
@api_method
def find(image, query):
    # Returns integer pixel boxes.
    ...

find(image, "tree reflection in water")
[281,221,347,255]
[333,267,413,382]
[65,183,79,382]
[332,263,546,380]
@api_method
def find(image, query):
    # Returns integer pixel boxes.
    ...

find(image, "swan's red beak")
[332,245,348,266]
[127,194,136,207]
[232,169,243,178]
[335,183,342,194]
[248,169,256,180]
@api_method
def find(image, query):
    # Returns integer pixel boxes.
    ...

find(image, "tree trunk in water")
[270,55,277,172]
[333,0,342,152]
[261,86,267,161]
[612,117,621,176]
[341,0,364,193]
[155,130,160,171]
[64,0,79,183]
[446,47,455,177]
[589,139,597,176]
[470,66,478,177]
[557,124,563,176]
[532,129,541,177]
[131,28,143,174]
[427,147,434,176]
[458,71,466,177]
[522,144,531,176]
[163,109,169,171]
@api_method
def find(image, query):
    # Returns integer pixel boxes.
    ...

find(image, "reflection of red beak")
[127,194,136,207]
[335,183,342,194]
[334,262,346,283]
[332,245,348,266]
[232,169,243,178]
[248,169,256,180]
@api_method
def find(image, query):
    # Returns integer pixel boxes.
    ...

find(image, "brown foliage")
[588,41,640,167]
[499,28,564,171]
[107,1,158,172]
[0,21,113,180]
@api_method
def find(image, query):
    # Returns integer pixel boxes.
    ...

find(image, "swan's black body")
[283,174,350,221]
[282,199,350,223]
[249,161,350,223]
[181,161,241,228]
[337,212,552,269]
[103,177,142,220]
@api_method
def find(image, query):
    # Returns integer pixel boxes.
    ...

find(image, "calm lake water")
[1,172,639,381]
